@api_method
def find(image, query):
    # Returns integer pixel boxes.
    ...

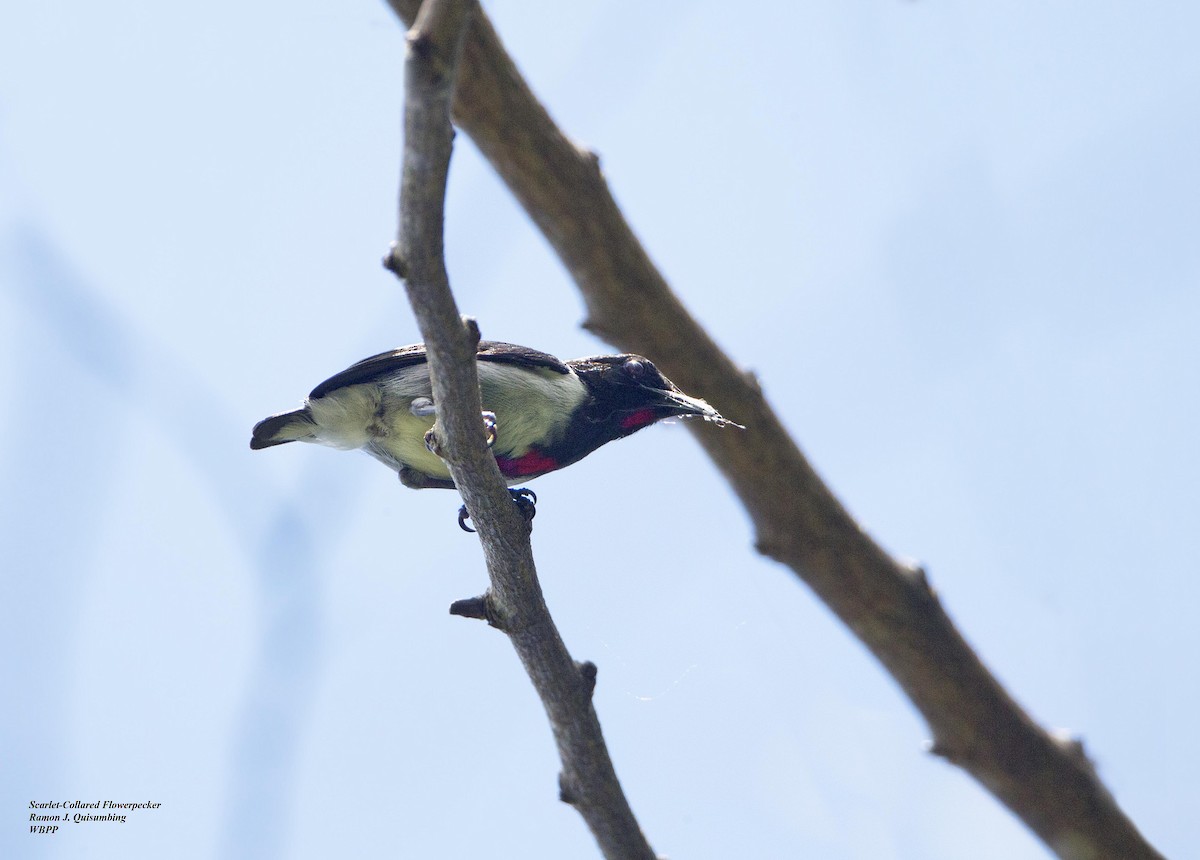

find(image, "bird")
[250,341,739,525]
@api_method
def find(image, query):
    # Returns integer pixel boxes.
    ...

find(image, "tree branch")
[381,2,1164,858]
[386,2,655,858]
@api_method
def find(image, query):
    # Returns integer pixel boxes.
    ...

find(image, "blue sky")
[2,1,1197,858]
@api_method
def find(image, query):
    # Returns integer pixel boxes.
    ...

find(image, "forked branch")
[381,2,1164,857]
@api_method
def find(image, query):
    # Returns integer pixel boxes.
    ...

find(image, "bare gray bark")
[385,2,656,858]
[381,2,1164,858]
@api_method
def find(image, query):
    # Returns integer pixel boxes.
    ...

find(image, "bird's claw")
[423,428,442,456]
[482,411,497,448]
[457,488,538,534]
[509,487,537,522]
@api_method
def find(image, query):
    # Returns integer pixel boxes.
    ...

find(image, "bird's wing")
[308,341,569,399]
[308,344,429,398]
[477,341,571,375]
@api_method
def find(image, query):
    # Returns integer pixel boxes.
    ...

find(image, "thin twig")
[381,2,1164,858]
[387,2,656,858]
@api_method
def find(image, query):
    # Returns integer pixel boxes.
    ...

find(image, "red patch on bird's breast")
[620,408,656,431]
[495,449,560,478]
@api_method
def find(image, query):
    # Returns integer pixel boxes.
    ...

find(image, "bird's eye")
[625,358,646,378]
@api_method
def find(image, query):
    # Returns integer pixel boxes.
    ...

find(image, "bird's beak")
[652,386,744,429]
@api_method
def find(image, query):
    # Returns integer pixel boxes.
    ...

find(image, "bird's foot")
[482,411,497,448]
[423,427,443,457]
[417,402,497,452]
[509,487,537,522]
[457,488,538,534]
[410,397,436,417]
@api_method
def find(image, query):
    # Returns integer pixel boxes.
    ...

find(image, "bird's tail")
[250,409,316,449]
